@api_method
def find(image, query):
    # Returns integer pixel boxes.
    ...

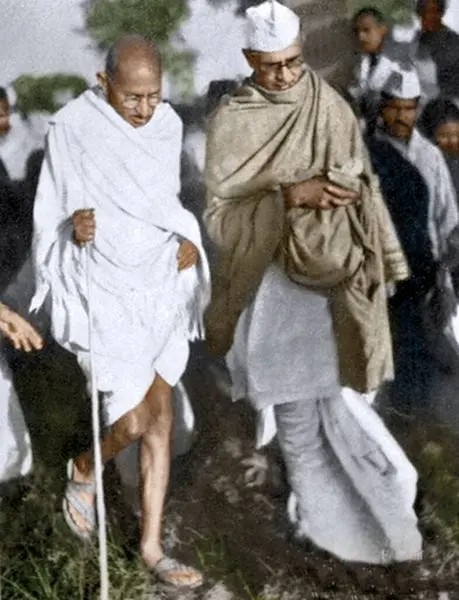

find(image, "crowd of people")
[2,0,459,593]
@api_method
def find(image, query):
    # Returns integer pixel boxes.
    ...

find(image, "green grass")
[0,465,267,600]
[1,467,153,600]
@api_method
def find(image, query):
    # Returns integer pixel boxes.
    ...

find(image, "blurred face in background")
[98,58,162,129]
[244,40,304,92]
[381,97,419,140]
[354,14,388,54]
[435,121,459,155]
[419,0,444,32]
[0,98,10,137]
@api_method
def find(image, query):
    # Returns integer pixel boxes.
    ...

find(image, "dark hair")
[416,0,447,16]
[206,79,239,116]
[105,34,161,81]
[0,87,8,103]
[352,7,386,26]
[419,97,459,139]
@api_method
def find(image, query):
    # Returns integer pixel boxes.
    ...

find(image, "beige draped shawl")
[204,70,409,392]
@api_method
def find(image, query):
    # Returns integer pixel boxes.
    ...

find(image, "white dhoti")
[227,264,422,563]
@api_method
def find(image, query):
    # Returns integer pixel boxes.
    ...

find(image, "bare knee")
[145,375,174,441]
[110,375,173,447]
[112,407,150,446]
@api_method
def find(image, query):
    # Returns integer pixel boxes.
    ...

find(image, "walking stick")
[83,221,110,600]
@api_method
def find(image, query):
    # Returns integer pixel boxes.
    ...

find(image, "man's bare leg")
[138,374,173,566]
[66,373,202,585]
[65,377,164,533]
[138,375,202,586]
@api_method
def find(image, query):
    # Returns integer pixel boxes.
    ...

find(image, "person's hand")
[72,209,95,246]
[0,304,44,352]
[282,176,360,210]
[177,240,199,272]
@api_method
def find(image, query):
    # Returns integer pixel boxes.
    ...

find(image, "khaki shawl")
[204,70,409,392]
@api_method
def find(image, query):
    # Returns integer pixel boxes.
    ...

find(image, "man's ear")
[242,49,257,69]
[96,71,108,91]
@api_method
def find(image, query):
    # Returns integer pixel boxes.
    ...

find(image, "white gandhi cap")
[245,0,300,53]
[382,68,421,99]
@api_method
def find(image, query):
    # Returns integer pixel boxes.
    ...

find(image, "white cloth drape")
[30,88,211,426]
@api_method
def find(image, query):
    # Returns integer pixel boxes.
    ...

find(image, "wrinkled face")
[420,0,444,32]
[0,98,10,136]
[381,97,419,140]
[98,59,162,128]
[435,121,459,155]
[354,15,387,54]
[244,41,304,91]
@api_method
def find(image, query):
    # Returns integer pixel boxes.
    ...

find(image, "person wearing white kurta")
[30,36,210,589]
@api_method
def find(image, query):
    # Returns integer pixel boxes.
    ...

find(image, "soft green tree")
[85,0,197,100]
[13,74,89,117]
[347,0,414,24]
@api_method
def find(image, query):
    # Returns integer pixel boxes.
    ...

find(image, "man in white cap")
[204,0,423,568]
[367,67,459,416]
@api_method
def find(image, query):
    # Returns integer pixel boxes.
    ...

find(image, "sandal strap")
[67,478,96,494]
[154,557,182,574]
[153,556,202,584]
[65,486,96,527]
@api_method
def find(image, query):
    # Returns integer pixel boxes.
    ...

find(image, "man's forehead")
[112,62,161,89]
[386,97,418,108]
[355,14,380,28]
[437,120,459,130]
[250,41,302,63]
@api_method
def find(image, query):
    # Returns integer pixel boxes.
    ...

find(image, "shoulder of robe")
[412,129,449,176]
[318,74,358,125]
[49,90,90,128]
[205,82,258,135]
[158,101,183,134]
[413,128,442,159]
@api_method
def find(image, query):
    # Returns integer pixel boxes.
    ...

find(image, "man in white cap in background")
[204,0,423,569]
[367,67,459,416]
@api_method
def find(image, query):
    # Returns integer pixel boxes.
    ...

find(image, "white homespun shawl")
[30,88,211,425]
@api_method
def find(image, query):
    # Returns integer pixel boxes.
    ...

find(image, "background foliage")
[12,75,88,117]
[346,0,415,23]
[84,0,196,99]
